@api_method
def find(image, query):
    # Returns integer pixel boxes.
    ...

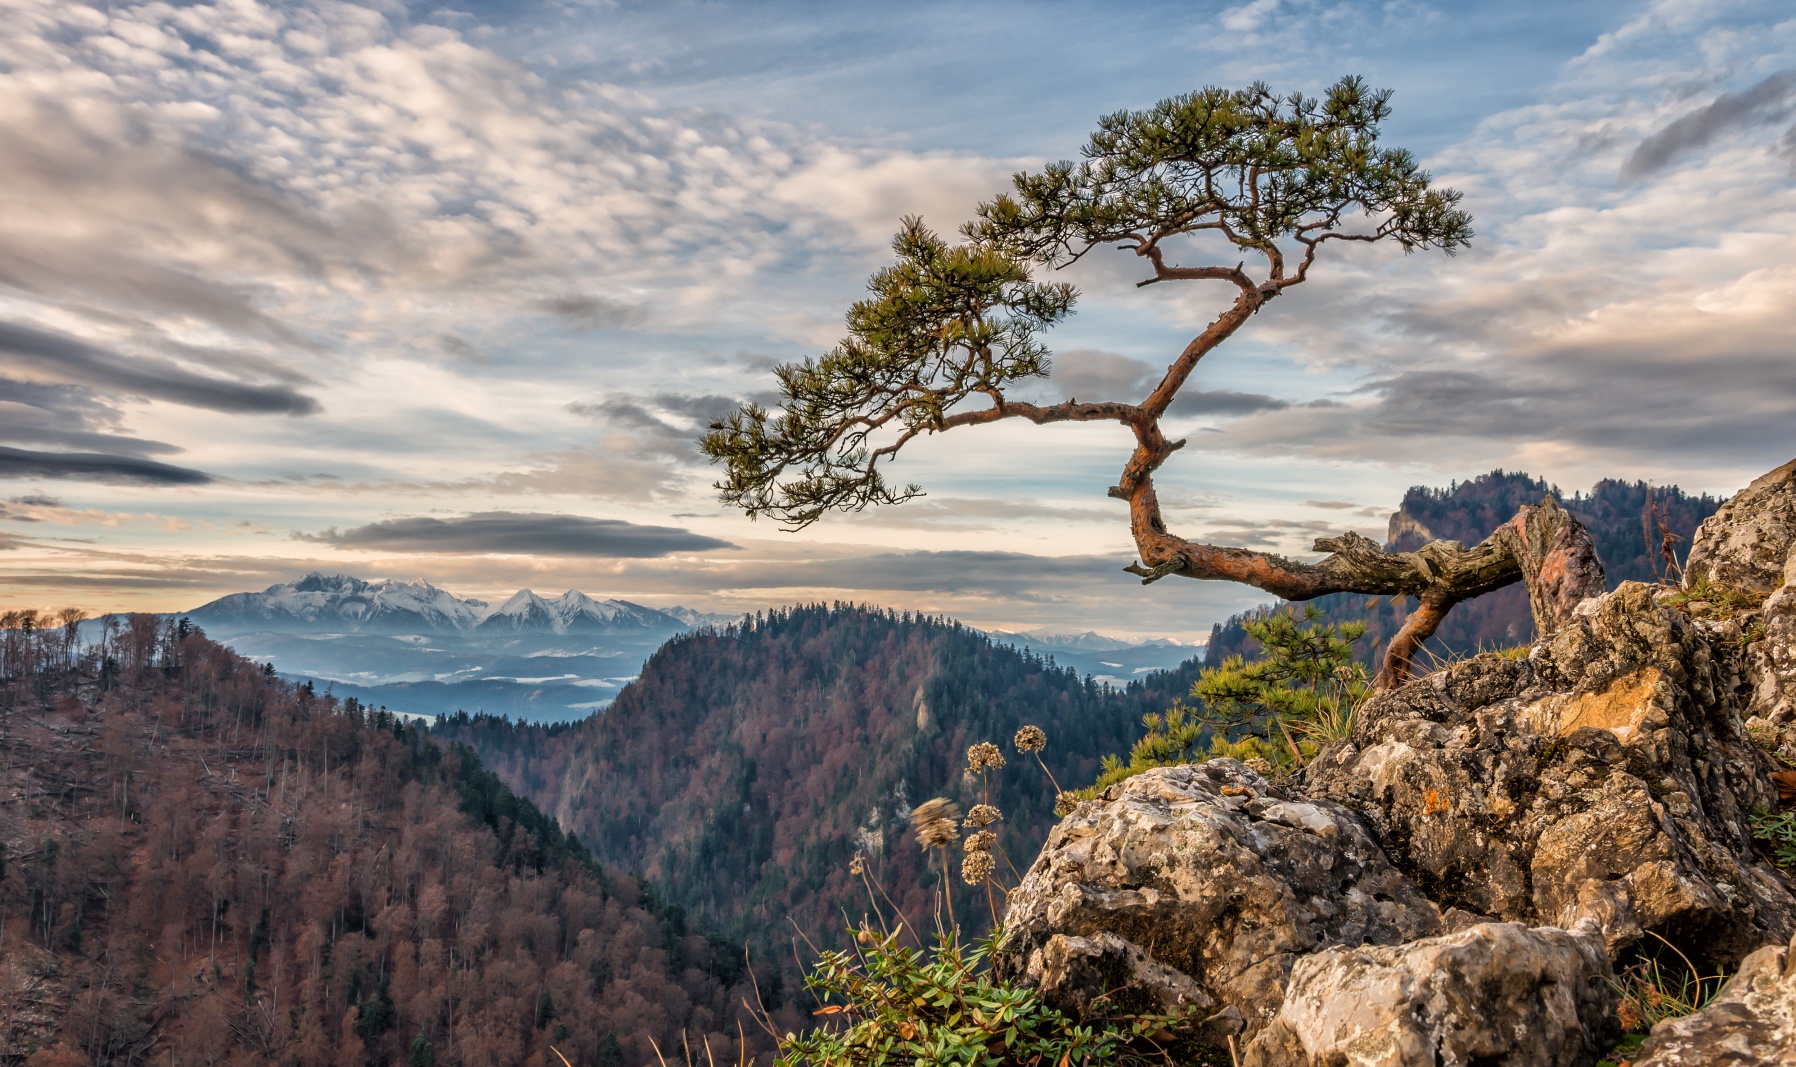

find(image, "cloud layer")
[301,512,735,557]
[0,446,212,486]
[2,0,1794,638]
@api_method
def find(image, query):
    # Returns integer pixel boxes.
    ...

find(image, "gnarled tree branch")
[704,77,1530,688]
[1123,486,1604,687]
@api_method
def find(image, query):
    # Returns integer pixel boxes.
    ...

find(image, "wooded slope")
[435,605,1203,951]
[0,616,787,1067]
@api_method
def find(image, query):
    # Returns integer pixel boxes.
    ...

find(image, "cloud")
[1304,500,1359,510]
[564,393,744,462]
[1044,350,1158,402]
[299,511,736,556]
[1037,351,1296,418]
[1184,516,1356,550]
[0,446,213,485]
[834,496,1118,531]
[537,294,646,330]
[0,320,320,415]
[1621,70,1796,181]
[0,377,182,454]
[1170,389,1294,417]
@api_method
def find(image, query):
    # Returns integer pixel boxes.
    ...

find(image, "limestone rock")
[1685,457,1796,595]
[1689,456,1796,730]
[1745,551,1796,728]
[1017,931,1213,1016]
[1304,582,1796,966]
[1631,932,1796,1066]
[1242,920,1617,1067]
[996,761,1440,1040]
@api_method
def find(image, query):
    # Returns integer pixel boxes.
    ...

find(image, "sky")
[1,0,1794,640]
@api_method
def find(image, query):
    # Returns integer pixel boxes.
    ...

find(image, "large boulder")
[1631,931,1796,1066]
[1745,546,1796,739]
[1303,581,1796,967]
[995,761,1441,1041]
[1684,456,1796,735]
[1242,920,1617,1067]
[1685,457,1796,596]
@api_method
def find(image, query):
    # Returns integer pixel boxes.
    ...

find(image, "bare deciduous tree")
[703,78,1603,686]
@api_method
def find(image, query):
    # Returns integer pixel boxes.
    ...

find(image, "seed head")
[910,798,962,850]
[964,803,1001,828]
[967,742,1005,773]
[1014,725,1047,753]
[961,849,995,885]
[1053,791,1079,817]
[963,830,996,852]
[849,852,865,876]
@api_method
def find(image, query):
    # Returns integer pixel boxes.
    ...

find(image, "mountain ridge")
[433,603,1209,954]
[186,571,737,636]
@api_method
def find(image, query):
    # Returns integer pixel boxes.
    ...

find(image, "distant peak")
[288,572,371,593]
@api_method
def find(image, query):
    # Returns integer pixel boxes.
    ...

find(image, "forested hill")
[433,604,1205,950]
[1207,471,1724,666]
[0,616,791,1067]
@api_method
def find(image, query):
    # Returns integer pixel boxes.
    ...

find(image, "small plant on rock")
[1075,606,1370,799]
[773,925,1199,1067]
[1750,809,1796,870]
[1601,932,1728,1065]
[1661,575,1769,619]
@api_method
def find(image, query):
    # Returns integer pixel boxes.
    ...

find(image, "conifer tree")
[705,78,1604,685]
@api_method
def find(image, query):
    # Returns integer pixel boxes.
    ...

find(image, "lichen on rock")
[1303,579,1796,965]
[1684,457,1796,597]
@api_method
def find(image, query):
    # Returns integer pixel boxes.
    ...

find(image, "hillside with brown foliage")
[434,605,1205,955]
[0,613,792,1067]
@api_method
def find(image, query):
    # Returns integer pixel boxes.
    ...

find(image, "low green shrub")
[774,926,1203,1067]
[1072,606,1370,802]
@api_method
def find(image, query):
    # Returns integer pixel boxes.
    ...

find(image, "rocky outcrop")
[997,458,1796,1064]
[997,760,1440,1038]
[1303,581,1796,966]
[1242,920,1617,1067]
[1631,931,1796,1066]
[1684,457,1796,595]
[1746,544,1796,740]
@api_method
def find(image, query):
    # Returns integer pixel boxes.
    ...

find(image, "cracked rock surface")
[1685,457,1796,596]
[995,760,1439,1041]
[1241,920,1617,1067]
[1303,581,1796,965]
[998,458,1796,1064]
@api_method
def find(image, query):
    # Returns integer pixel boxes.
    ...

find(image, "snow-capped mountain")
[472,589,681,635]
[661,605,741,629]
[187,573,712,636]
[987,628,1193,653]
[189,574,490,634]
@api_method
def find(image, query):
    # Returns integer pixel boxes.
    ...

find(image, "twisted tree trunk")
[1124,490,1604,688]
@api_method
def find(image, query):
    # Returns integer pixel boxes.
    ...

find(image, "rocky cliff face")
[1000,458,1796,1066]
